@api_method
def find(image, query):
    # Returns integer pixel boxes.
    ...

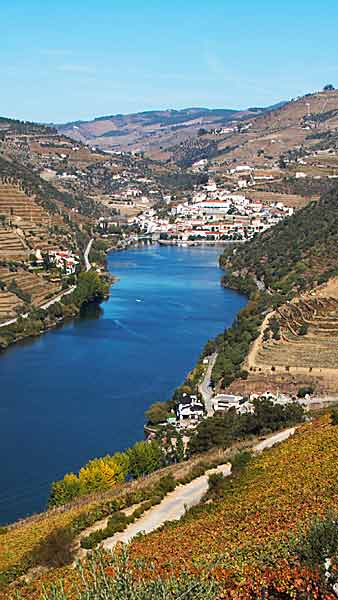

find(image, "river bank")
[0,271,113,352]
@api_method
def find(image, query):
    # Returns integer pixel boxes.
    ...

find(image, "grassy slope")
[4,415,337,599]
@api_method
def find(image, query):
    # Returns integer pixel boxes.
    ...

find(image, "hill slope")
[5,415,337,599]
[56,106,269,157]
[167,89,338,167]
[57,90,338,169]
[207,182,338,395]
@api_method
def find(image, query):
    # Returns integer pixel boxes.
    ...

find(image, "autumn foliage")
[1,415,337,599]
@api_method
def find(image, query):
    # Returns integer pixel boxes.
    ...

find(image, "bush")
[32,527,74,567]
[207,472,227,498]
[80,511,130,549]
[297,386,314,398]
[330,409,338,425]
[230,450,252,472]
[150,495,163,506]
[155,474,176,495]
[295,512,338,568]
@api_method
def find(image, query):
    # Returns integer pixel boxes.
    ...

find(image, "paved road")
[84,238,94,271]
[103,428,296,551]
[198,353,217,416]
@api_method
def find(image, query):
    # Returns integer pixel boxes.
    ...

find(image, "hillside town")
[134,178,293,243]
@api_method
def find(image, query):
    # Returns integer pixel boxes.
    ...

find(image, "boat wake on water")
[113,319,148,340]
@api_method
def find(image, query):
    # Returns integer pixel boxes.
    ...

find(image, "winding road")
[102,427,296,551]
[84,238,94,271]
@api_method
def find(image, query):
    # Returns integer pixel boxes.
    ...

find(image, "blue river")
[0,245,246,524]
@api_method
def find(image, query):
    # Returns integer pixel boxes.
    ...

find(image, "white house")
[48,250,80,275]
[177,395,204,421]
[213,394,244,412]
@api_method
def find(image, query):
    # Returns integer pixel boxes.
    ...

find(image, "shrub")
[297,386,314,398]
[155,474,176,495]
[150,495,163,506]
[230,450,252,472]
[207,472,227,499]
[80,511,131,550]
[295,512,338,568]
[32,527,74,567]
[330,409,338,425]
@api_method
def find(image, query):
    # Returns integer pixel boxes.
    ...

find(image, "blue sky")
[2,0,338,122]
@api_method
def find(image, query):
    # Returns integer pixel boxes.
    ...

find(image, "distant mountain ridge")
[56,103,284,157]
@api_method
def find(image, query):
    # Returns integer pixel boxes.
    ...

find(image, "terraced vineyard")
[262,297,338,369]
[0,291,23,320]
[0,229,28,260]
[0,182,71,260]
[0,183,48,224]
[243,279,338,394]
[0,268,60,311]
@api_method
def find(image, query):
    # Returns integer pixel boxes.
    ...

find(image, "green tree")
[175,432,185,462]
[126,440,164,479]
[299,323,308,336]
[145,402,169,425]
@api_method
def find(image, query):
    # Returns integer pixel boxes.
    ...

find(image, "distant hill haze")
[56,106,273,158]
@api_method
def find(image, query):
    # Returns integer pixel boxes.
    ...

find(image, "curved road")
[103,427,295,551]
[84,238,94,271]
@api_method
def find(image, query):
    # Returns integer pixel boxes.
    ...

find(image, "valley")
[0,87,338,600]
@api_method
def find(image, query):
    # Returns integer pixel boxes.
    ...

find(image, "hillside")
[164,89,338,171]
[56,90,338,174]
[4,415,337,599]
[221,183,338,294]
[202,89,338,167]
[207,182,338,395]
[128,416,337,596]
[0,118,115,333]
[56,106,269,158]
